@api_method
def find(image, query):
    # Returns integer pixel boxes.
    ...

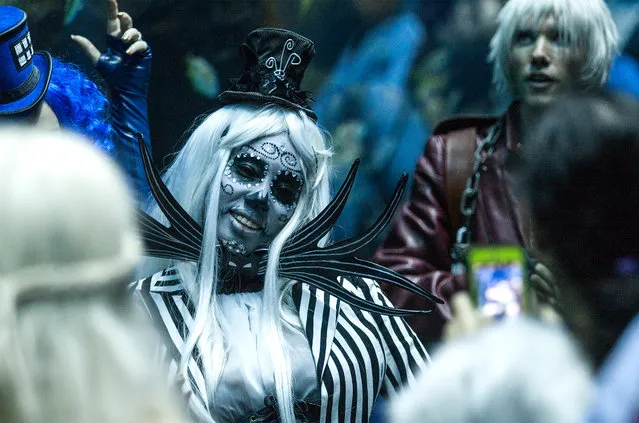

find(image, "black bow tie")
[217,247,266,294]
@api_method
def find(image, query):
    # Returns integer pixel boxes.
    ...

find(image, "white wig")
[0,127,182,423]
[141,104,332,423]
[390,318,593,423]
[0,127,138,274]
[489,0,619,94]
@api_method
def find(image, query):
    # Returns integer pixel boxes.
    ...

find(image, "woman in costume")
[134,29,439,423]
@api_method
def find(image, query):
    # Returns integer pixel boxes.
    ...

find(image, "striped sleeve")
[360,277,430,396]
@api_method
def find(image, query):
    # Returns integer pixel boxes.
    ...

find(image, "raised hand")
[71,0,148,64]
[68,0,153,199]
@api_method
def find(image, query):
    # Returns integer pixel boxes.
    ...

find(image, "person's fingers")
[70,35,101,65]
[122,28,142,43]
[443,320,459,341]
[529,285,539,311]
[545,295,562,311]
[534,263,554,282]
[450,292,480,334]
[530,274,553,297]
[126,40,148,55]
[539,305,563,325]
[106,0,121,36]
[118,11,134,33]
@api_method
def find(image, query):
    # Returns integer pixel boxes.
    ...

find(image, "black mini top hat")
[218,28,317,121]
[0,6,52,115]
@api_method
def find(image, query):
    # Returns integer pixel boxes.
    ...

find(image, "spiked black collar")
[135,134,442,316]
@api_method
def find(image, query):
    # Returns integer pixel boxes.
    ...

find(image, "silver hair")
[139,104,332,423]
[390,318,593,423]
[489,0,619,94]
[0,127,182,423]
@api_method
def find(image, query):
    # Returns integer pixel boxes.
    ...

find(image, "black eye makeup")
[271,170,304,208]
[226,152,268,183]
[223,147,305,211]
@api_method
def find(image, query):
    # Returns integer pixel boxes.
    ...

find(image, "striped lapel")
[292,282,341,383]
[136,269,211,417]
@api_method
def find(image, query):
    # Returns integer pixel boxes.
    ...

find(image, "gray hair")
[390,318,593,423]
[489,0,618,94]
[0,127,183,423]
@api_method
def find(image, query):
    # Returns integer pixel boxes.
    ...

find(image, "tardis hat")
[218,28,317,121]
[0,6,52,115]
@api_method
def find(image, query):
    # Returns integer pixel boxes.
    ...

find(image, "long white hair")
[0,127,182,423]
[140,104,332,423]
[489,0,618,94]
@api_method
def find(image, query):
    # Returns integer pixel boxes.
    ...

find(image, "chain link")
[451,120,503,273]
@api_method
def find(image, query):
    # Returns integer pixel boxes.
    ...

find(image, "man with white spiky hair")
[373,0,619,344]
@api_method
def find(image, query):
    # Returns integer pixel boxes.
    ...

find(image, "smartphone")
[466,245,529,318]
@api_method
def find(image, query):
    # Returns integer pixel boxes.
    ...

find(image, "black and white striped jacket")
[134,267,429,423]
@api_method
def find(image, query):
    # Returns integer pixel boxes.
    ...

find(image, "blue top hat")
[0,6,52,115]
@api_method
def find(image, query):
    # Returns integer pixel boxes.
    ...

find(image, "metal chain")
[451,119,504,274]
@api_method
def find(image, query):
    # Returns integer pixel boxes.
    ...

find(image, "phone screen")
[467,246,528,318]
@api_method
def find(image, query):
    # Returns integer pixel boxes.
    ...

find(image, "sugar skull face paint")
[217,132,305,255]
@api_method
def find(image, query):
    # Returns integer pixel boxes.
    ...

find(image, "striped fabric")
[133,267,430,423]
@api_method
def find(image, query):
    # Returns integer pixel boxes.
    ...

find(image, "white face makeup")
[217,132,305,255]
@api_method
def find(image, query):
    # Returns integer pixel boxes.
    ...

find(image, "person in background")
[373,0,619,344]
[0,0,152,197]
[396,90,639,423]
[0,126,185,423]
[519,91,639,371]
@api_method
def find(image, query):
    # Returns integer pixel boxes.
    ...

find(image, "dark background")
[7,0,639,249]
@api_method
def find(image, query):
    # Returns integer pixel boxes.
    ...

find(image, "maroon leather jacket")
[373,103,534,343]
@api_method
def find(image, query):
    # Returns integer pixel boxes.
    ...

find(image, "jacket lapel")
[291,282,341,383]
[139,270,211,416]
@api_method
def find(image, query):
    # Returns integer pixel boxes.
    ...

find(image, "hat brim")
[0,51,52,115]
[218,90,317,121]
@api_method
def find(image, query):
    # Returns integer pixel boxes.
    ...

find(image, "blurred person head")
[390,318,593,423]
[520,91,639,369]
[489,0,618,110]
[0,126,183,423]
